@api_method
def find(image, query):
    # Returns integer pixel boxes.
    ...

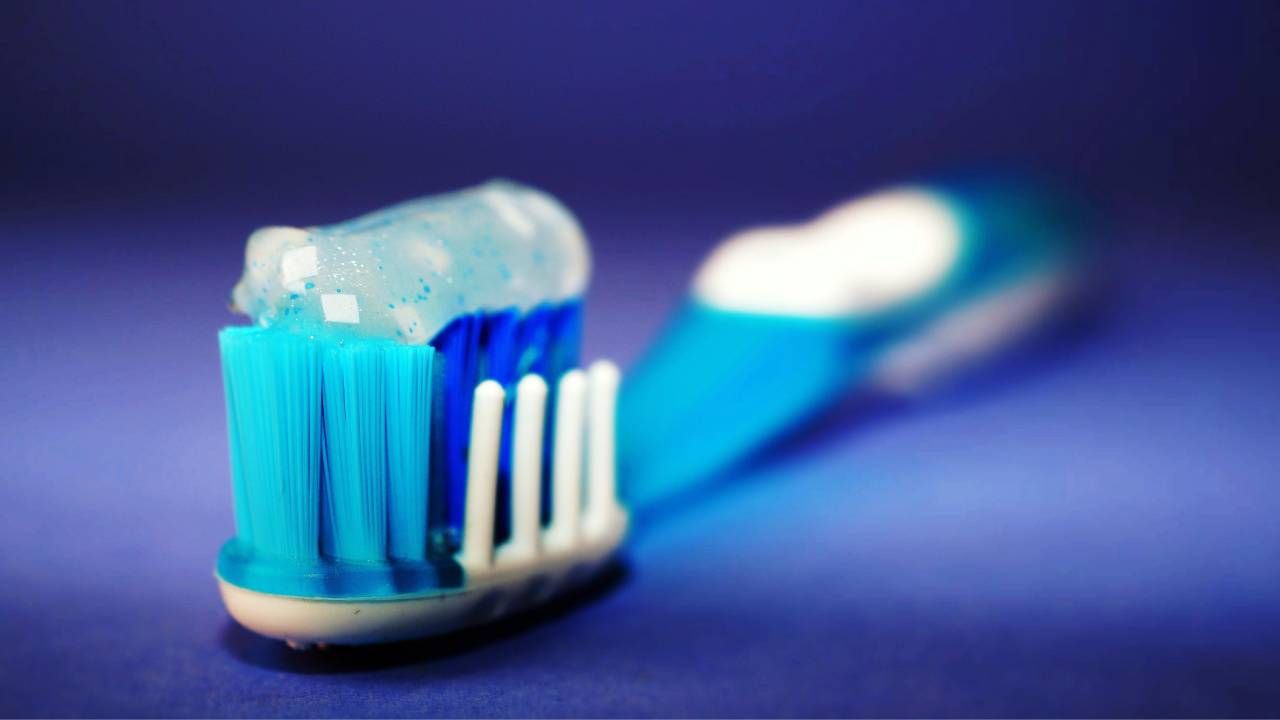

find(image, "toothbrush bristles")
[549,370,587,548]
[460,380,504,571]
[508,375,549,559]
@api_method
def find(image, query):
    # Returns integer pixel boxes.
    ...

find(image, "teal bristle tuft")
[218,327,452,596]
[384,345,435,562]
[320,343,391,563]
[219,328,323,562]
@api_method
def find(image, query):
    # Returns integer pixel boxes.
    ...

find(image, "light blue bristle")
[321,343,390,563]
[385,345,435,561]
[219,328,322,561]
[220,330,437,565]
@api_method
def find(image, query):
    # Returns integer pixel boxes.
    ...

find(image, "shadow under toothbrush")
[631,287,1112,534]
[219,558,631,674]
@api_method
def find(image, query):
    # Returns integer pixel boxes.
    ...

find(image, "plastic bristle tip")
[460,380,505,572]
[585,361,621,537]
[507,375,549,560]
[549,370,587,548]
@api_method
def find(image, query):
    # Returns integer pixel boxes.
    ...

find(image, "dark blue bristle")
[385,345,434,561]
[431,302,583,546]
[430,312,483,537]
[484,310,523,544]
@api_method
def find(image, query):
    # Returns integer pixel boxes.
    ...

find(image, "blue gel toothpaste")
[230,179,588,344]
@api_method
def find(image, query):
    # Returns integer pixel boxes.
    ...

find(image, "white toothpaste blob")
[692,187,963,317]
[230,180,590,343]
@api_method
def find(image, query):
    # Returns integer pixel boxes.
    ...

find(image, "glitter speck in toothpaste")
[229,179,590,344]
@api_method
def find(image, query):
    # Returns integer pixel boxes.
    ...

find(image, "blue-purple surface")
[2,195,1279,716]
[3,0,1279,715]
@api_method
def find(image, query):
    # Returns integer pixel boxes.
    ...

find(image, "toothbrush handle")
[618,303,866,509]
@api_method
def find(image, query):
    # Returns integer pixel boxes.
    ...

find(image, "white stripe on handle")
[509,374,548,558]
[460,380,504,572]
[549,370,587,547]
[585,360,621,537]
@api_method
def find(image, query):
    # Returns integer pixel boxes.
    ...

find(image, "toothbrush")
[216,181,626,648]
[618,182,1082,508]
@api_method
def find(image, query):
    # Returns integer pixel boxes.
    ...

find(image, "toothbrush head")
[216,182,625,647]
[217,338,627,647]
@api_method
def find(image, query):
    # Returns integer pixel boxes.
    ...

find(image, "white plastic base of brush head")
[218,510,626,647]
[220,360,627,647]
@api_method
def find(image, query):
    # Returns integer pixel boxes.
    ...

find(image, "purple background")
[3,1,1280,716]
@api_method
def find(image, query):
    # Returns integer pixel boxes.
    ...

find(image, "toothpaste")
[230,179,590,344]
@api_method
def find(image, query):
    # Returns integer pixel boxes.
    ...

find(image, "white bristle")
[548,370,587,549]
[460,380,504,572]
[585,360,621,538]
[503,374,548,563]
